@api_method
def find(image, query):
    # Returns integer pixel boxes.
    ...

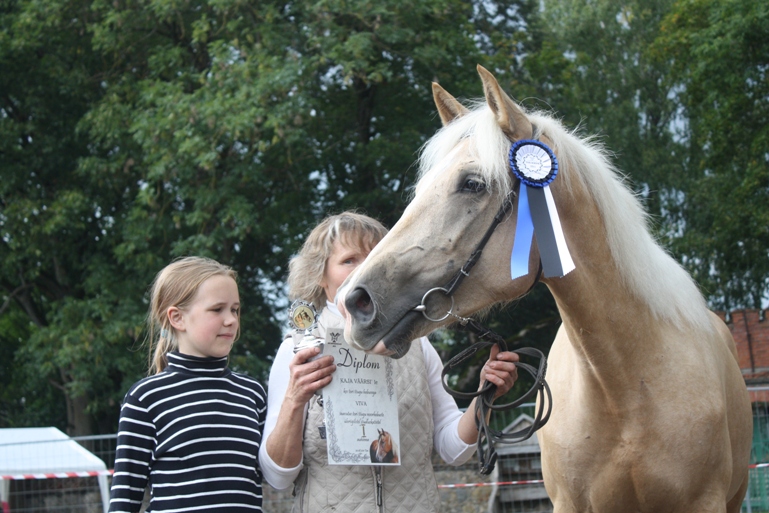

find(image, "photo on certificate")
[322,329,400,466]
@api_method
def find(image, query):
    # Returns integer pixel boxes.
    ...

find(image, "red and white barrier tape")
[439,479,543,489]
[438,464,769,488]
[1,470,113,481]
[3,464,769,483]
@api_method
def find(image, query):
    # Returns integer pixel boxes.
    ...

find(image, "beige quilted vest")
[291,308,441,513]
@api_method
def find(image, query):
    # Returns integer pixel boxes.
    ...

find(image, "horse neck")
[541,175,669,381]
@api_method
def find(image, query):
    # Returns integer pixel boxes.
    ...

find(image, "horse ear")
[476,64,532,141]
[432,82,469,126]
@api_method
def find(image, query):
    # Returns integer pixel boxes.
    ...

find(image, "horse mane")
[415,101,712,331]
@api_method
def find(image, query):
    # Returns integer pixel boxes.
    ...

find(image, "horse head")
[339,65,558,357]
[377,429,390,454]
[372,428,397,463]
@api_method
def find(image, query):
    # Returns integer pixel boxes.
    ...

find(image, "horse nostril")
[355,294,371,312]
[345,286,376,324]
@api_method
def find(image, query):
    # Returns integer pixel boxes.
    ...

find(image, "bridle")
[409,127,553,476]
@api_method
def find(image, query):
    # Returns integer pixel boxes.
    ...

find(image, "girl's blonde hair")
[288,211,388,310]
[146,256,238,374]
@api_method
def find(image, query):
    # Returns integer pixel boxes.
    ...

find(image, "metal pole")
[746,475,752,513]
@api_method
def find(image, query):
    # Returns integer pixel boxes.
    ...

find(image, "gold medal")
[288,300,324,358]
[288,300,318,332]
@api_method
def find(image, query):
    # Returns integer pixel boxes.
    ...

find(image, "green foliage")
[0,0,130,433]
[2,0,765,434]
[520,0,767,309]
[522,0,682,207]
[1,0,545,433]
[653,0,769,309]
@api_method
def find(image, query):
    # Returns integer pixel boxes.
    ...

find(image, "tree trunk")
[65,390,92,437]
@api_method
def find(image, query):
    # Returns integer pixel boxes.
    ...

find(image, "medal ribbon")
[509,140,575,279]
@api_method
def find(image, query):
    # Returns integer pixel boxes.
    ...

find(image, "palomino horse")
[338,65,752,512]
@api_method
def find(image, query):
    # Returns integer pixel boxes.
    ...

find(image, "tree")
[517,0,768,310]
[1,0,549,433]
[519,0,683,212]
[653,0,769,310]
[0,0,141,434]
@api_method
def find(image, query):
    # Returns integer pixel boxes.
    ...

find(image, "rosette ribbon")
[509,139,575,279]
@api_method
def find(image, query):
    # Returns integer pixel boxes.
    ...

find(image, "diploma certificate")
[322,328,401,466]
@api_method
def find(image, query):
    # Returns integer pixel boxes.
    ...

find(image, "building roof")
[0,427,107,474]
[494,414,542,456]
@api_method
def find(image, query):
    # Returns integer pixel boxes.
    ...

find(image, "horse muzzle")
[337,284,418,359]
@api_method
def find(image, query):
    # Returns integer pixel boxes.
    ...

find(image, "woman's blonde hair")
[288,211,388,310]
[146,256,238,374]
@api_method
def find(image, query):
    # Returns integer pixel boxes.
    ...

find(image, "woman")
[258,212,518,512]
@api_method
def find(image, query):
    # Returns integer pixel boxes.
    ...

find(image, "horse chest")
[542,416,729,513]
[545,437,679,512]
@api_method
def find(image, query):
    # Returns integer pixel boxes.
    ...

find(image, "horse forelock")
[415,106,512,199]
[413,101,711,331]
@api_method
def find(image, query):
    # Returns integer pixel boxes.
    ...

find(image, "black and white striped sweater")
[109,351,266,512]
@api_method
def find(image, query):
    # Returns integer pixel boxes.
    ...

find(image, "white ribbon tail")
[527,186,575,278]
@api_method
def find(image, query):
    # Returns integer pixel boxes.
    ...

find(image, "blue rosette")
[509,139,559,188]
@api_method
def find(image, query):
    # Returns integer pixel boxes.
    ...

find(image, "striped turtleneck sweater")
[108,352,267,512]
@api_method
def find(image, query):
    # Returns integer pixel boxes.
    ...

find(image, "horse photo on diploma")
[370,429,399,464]
[337,65,753,513]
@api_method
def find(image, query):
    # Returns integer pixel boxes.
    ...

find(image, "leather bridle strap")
[441,191,516,297]
[440,122,544,298]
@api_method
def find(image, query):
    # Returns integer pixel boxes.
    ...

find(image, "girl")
[109,256,266,512]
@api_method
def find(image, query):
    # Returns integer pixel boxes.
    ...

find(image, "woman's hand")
[284,347,336,407]
[457,345,520,444]
[265,347,335,469]
[478,344,519,399]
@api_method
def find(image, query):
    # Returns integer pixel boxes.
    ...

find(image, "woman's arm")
[424,339,476,464]
[259,339,336,489]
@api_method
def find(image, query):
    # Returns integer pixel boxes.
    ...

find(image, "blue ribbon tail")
[510,186,535,279]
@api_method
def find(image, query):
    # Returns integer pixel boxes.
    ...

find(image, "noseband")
[409,130,553,476]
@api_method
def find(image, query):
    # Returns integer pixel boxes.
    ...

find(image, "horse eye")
[461,178,486,193]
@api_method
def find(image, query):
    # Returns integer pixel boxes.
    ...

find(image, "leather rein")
[409,133,553,475]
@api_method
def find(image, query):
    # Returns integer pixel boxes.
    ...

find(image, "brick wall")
[716,309,769,400]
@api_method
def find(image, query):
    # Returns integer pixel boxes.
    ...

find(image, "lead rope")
[441,317,552,475]
[428,218,552,475]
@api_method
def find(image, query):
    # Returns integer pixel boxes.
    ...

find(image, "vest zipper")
[374,466,384,512]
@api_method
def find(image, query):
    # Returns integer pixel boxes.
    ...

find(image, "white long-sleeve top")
[258,302,476,490]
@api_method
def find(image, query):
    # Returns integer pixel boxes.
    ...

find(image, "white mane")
[415,102,711,330]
